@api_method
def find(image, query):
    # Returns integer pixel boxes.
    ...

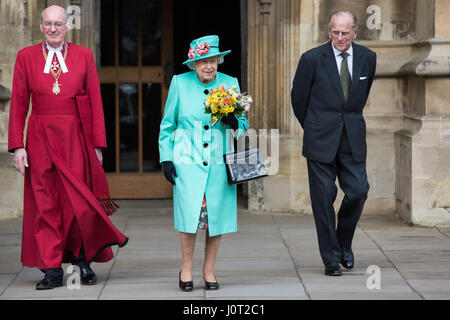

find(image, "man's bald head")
[40,5,68,22]
[40,5,69,49]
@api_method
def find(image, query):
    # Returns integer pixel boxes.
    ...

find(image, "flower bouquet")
[204,85,253,126]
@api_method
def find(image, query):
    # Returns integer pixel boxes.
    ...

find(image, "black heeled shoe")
[204,276,220,290]
[179,271,194,292]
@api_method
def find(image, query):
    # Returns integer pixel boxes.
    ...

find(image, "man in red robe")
[8,5,128,290]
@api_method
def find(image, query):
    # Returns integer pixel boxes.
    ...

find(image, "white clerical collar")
[43,41,68,74]
[45,41,64,52]
[331,42,353,57]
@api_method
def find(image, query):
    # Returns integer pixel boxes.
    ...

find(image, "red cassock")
[8,42,128,270]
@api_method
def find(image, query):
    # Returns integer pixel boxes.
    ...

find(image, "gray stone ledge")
[0,85,11,102]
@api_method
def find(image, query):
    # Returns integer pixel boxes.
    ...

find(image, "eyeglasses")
[41,21,66,29]
[330,30,353,37]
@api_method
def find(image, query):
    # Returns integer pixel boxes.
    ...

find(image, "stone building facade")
[0,0,449,226]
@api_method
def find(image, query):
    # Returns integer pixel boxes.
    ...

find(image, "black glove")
[221,115,239,130]
[162,161,177,185]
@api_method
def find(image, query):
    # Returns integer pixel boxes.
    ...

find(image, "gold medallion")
[42,42,68,95]
[52,80,61,95]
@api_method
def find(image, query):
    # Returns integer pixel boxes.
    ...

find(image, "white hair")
[187,55,224,71]
[328,11,358,29]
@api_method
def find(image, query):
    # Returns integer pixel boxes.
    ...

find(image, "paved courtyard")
[1,200,450,300]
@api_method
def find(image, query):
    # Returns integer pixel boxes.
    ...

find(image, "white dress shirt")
[331,42,353,79]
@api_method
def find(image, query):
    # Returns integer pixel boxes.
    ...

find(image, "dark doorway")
[99,0,245,201]
[173,0,242,82]
[99,0,173,198]
[173,1,246,206]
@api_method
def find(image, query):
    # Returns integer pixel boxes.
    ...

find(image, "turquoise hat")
[182,35,231,68]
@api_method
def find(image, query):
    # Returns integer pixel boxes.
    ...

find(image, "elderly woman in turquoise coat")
[159,35,249,292]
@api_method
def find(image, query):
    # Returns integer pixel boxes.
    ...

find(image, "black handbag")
[224,148,268,184]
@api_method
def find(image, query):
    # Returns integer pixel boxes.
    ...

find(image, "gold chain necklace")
[42,42,68,95]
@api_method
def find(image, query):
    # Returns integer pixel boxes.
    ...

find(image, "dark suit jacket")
[291,41,377,163]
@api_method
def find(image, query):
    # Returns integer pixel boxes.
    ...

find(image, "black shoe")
[80,265,97,285]
[341,248,354,270]
[179,271,193,292]
[324,263,342,276]
[204,276,220,290]
[36,274,63,290]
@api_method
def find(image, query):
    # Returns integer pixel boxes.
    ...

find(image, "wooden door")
[99,0,173,198]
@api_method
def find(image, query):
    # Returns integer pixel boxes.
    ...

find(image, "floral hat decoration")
[183,35,231,69]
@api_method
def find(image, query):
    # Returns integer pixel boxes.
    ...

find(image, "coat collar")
[322,41,346,103]
[348,43,364,101]
[322,41,364,103]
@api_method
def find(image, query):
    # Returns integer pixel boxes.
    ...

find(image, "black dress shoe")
[341,248,354,270]
[324,263,342,276]
[179,271,193,292]
[36,274,63,290]
[204,276,220,290]
[80,266,97,285]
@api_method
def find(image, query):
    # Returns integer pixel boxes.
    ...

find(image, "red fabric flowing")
[8,42,128,269]
[76,96,119,216]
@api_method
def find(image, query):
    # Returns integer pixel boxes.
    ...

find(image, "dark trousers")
[307,128,369,265]
[41,267,64,280]
[41,246,89,278]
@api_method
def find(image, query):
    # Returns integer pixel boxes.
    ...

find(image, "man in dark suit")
[291,11,377,276]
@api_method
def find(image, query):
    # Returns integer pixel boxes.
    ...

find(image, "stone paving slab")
[1,200,450,300]
[99,282,205,300]
[420,292,450,300]
[0,274,16,294]
[1,267,104,299]
[309,292,423,300]
[204,282,308,299]
[0,250,22,274]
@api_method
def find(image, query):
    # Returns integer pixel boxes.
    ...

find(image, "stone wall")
[393,0,450,226]
[0,0,97,219]
[246,0,450,226]
[1,0,449,226]
[0,0,34,218]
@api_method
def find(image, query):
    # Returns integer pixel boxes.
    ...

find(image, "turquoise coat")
[159,71,249,236]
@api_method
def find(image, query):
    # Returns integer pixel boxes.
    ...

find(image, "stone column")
[247,0,277,211]
[0,0,33,218]
[395,0,450,226]
[245,0,426,218]
[0,0,97,219]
